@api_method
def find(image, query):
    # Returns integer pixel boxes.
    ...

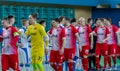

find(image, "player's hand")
[17,43,23,47]
[18,31,22,34]
[101,39,106,43]
[45,48,49,55]
[59,48,64,55]
[78,44,82,51]
[105,51,108,55]
[90,43,93,50]
[7,44,12,48]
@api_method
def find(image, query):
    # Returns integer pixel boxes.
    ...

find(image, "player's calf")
[50,62,58,71]
[67,59,74,71]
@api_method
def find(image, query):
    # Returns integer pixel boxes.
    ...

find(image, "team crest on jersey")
[34,28,37,30]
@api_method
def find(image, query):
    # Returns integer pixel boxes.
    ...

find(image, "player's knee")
[83,55,88,58]
[67,59,74,63]
[96,55,99,58]
[105,51,108,55]
[58,63,62,66]
[50,62,54,65]
[111,54,115,57]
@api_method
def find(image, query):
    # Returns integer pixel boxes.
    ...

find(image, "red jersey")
[107,25,118,44]
[78,25,92,46]
[2,26,19,55]
[65,25,78,48]
[94,26,109,43]
[49,26,66,51]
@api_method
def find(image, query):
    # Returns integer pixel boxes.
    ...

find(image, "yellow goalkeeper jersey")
[25,23,47,53]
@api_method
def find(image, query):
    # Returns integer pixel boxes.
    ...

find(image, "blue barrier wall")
[92,7,120,27]
[2,0,99,6]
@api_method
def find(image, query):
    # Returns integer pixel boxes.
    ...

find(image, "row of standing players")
[1,14,120,71]
[47,17,120,71]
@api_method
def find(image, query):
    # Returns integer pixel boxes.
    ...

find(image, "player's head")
[1,17,8,28]
[51,18,59,27]
[78,17,85,25]
[64,17,70,26]
[94,18,99,27]
[96,18,104,27]
[22,19,29,27]
[29,13,37,25]
[104,18,111,26]
[7,14,15,25]
[70,18,76,26]
[39,19,46,28]
[87,18,92,26]
[58,16,66,24]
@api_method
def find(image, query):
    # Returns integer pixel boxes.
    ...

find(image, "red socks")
[96,57,100,70]
[82,58,88,71]
[68,62,74,71]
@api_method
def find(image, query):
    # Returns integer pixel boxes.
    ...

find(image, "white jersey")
[18,27,30,64]
[19,28,29,48]
[117,28,120,44]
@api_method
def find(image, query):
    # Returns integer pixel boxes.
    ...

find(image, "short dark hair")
[22,19,27,25]
[97,18,104,22]
[39,19,46,25]
[7,14,15,19]
[70,18,76,23]
[30,13,38,19]
[94,18,99,23]
[104,18,111,23]
[65,17,70,22]
[87,18,92,23]
[53,18,60,23]
[58,16,65,22]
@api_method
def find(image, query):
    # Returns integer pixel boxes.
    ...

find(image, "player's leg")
[117,46,120,59]
[82,45,89,71]
[37,56,44,71]
[31,53,39,71]
[102,44,108,70]
[35,50,44,71]
[10,54,20,71]
[95,44,100,71]
[111,44,117,70]
[107,45,112,68]
[1,54,9,71]
[49,50,58,71]
[67,48,75,71]
[37,63,44,71]
[88,50,92,69]
[57,51,64,71]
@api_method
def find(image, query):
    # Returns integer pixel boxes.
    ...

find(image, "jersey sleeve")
[72,26,78,34]
[93,27,97,33]
[106,27,110,34]
[25,26,30,36]
[87,26,92,34]
[113,25,118,33]
[39,25,47,37]
[48,27,53,35]
[61,28,66,38]
[10,27,19,46]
